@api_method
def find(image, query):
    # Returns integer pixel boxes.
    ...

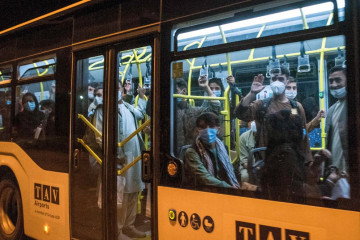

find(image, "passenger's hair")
[40,99,55,110]
[22,92,39,111]
[287,76,297,84]
[89,82,99,89]
[94,86,103,95]
[209,78,225,94]
[329,66,346,75]
[175,78,187,91]
[196,112,220,128]
[280,66,290,78]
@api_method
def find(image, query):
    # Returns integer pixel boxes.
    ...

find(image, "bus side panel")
[158,186,360,240]
[0,142,69,240]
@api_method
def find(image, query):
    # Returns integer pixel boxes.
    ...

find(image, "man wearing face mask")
[285,77,326,133]
[184,112,240,188]
[325,66,348,173]
[175,77,220,157]
[234,66,312,163]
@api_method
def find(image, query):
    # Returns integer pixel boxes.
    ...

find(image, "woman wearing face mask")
[184,112,240,189]
[14,92,45,141]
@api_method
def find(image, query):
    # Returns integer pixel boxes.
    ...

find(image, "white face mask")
[88,92,94,100]
[250,121,257,133]
[285,90,297,100]
[270,80,286,95]
[330,87,347,99]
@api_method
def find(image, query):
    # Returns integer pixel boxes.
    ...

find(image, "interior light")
[302,2,334,15]
[178,26,220,40]
[177,1,338,41]
[337,0,345,9]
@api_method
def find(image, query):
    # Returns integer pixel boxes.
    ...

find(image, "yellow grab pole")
[319,13,334,149]
[77,138,103,165]
[219,25,232,154]
[300,8,310,30]
[78,114,102,137]
[184,36,207,106]
[118,119,151,147]
[118,155,142,175]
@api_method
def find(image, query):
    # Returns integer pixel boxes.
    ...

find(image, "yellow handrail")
[118,119,151,147]
[0,71,3,81]
[219,25,232,154]
[318,13,334,149]
[184,36,207,106]
[77,114,102,137]
[89,58,104,71]
[300,8,310,30]
[118,155,142,175]
[77,138,103,165]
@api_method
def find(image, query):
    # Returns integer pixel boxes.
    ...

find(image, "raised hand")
[251,74,265,94]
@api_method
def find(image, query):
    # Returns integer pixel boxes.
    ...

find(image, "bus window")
[116,46,152,239]
[72,55,104,239]
[175,1,341,52]
[0,87,11,140]
[0,66,12,84]
[171,34,350,205]
[12,80,68,171]
[18,57,56,80]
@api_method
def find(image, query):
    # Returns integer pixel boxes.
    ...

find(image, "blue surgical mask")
[213,90,221,97]
[330,87,346,99]
[25,102,36,111]
[6,100,11,105]
[176,98,182,102]
[199,128,217,144]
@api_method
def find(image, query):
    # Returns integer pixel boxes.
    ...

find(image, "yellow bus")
[0,0,359,239]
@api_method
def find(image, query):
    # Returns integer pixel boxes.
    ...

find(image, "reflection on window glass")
[19,58,56,80]
[0,66,12,83]
[116,46,151,238]
[0,88,11,140]
[171,35,349,206]
[176,1,338,52]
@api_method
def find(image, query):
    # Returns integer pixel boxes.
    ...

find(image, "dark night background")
[0,0,80,30]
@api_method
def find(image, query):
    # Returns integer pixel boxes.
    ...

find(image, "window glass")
[171,35,350,206]
[116,46,152,238]
[0,87,11,140]
[72,55,104,239]
[0,66,12,84]
[175,1,337,52]
[13,80,66,170]
[19,58,56,80]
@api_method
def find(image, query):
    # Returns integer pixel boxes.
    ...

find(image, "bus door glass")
[115,45,152,239]
[72,54,105,239]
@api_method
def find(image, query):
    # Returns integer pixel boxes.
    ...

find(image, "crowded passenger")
[117,83,147,240]
[325,66,348,185]
[122,79,135,104]
[40,99,56,137]
[88,82,99,116]
[233,66,312,163]
[285,77,326,133]
[14,92,45,142]
[175,76,220,157]
[261,109,306,201]
[184,112,240,188]
[237,121,257,183]
[0,91,11,139]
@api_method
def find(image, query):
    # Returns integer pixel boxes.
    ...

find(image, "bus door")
[71,40,154,240]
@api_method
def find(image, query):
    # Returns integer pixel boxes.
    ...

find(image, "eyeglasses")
[271,76,286,82]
